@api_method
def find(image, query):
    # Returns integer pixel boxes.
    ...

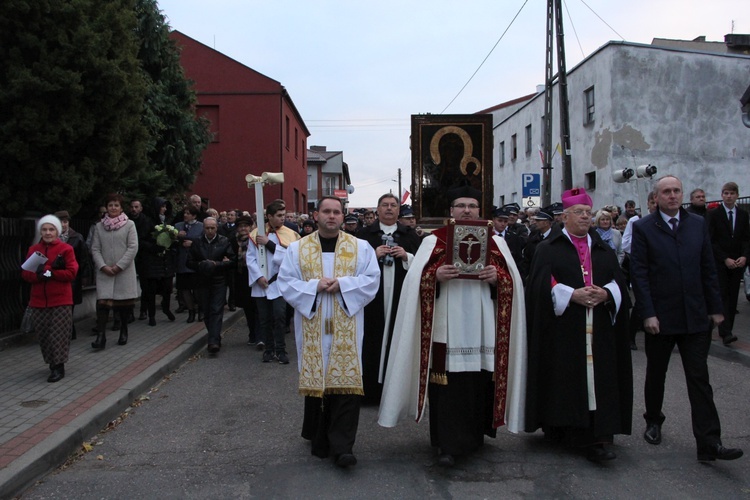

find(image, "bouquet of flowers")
[152,224,178,254]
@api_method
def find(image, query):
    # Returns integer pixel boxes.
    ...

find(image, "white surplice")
[277,236,380,374]
[378,235,527,433]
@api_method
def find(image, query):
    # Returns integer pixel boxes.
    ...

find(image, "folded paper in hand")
[22,251,48,272]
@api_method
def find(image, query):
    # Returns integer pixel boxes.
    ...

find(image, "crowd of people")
[21,177,746,468]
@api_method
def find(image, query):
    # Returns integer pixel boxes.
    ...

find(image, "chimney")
[310,145,327,152]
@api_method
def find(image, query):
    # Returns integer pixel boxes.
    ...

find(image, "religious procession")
[20,175,745,473]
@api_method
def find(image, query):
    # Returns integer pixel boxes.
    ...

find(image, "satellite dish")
[346,184,355,194]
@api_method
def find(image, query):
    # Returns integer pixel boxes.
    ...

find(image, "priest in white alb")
[277,196,380,468]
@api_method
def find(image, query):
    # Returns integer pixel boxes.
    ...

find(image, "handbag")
[21,306,35,334]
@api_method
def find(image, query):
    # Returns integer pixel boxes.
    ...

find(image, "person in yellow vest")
[277,196,380,467]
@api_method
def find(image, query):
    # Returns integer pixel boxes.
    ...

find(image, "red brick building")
[170,31,310,214]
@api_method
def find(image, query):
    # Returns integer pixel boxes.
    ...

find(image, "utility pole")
[398,168,402,203]
[542,0,573,206]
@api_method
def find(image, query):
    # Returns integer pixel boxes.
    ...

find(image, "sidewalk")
[1,291,748,498]
[0,308,242,499]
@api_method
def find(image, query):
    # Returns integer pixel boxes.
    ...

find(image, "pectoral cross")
[581,265,588,278]
[460,239,479,264]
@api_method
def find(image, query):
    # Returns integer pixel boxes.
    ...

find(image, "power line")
[307,119,408,122]
[563,0,586,59]
[440,0,530,114]
[577,0,624,40]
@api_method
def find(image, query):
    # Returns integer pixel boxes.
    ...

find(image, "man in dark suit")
[520,207,554,281]
[707,181,750,345]
[492,207,524,270]
[630,175,743,462]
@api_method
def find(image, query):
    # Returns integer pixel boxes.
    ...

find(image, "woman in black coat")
[139,198,177,326]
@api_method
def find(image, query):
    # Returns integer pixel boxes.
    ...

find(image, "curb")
[0,311,242,499]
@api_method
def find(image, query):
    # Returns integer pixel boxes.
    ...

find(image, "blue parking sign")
[522,173,541,198]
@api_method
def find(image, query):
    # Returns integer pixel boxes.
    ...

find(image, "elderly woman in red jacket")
[21,215,79,383]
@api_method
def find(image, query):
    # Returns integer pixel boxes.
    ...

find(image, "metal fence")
[0,216,92,336]
[0,218,36,335]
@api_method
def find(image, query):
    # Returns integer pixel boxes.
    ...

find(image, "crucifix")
[460,238,479,264]
[245,171,284,278]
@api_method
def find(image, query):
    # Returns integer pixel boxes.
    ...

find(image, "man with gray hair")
[187,217,236,354]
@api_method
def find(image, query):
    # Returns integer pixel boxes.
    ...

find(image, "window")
[585,171,597,191]
[307,175,313,190]
[498,141,505,167]
[584,86,595,125]
[285,116,290,149]
[294,128,299,158]
[525,124,532,156]
[511,134,517,161]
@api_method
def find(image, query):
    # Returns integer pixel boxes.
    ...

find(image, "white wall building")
[488,36,750,211]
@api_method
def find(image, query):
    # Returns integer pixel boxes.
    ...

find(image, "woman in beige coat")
[91,193,139,349]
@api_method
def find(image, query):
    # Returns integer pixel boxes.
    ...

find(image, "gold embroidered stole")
[249,224,300,248]
[298,231,362,397]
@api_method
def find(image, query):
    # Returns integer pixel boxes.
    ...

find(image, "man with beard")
[379,185,526,467]
[525,188,632,462]
[356,194,421,404]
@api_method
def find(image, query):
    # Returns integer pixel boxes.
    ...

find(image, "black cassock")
[525,228,632,443]
[356,222,422,404]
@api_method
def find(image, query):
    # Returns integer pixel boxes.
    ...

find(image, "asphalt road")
[21,319,750,499]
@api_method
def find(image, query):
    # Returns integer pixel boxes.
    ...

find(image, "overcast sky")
[158,0,747,207]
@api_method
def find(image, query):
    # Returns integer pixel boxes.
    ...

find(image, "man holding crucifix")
[378,185,526,468]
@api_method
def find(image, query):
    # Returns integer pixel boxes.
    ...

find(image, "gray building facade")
[490,38,750,211]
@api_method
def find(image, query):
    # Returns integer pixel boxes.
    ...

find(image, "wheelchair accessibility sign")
[522,173,540,208]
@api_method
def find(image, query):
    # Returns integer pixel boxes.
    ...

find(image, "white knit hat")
[37,214,62,236]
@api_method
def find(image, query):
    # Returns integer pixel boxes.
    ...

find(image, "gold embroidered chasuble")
[298,232,363,397]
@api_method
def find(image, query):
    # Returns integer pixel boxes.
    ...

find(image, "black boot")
[47,363,64,383]
[162,298,175,321]
[118,309,129,345]
[92,307,109,349]
[187,310,196,323]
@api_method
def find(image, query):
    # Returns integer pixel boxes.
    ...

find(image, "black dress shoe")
[697,443,744,461]
[207,344,220,354]
[437,449,455,467]
[644,423,662,445]
[148,317,156,326]
[587,444,616,462]
[335,453,357,467]
[47,364,64,383]
[722,335,738,346]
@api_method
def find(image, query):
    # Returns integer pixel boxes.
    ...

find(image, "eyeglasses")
[452,203,480,210]
[566,209,592,217]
